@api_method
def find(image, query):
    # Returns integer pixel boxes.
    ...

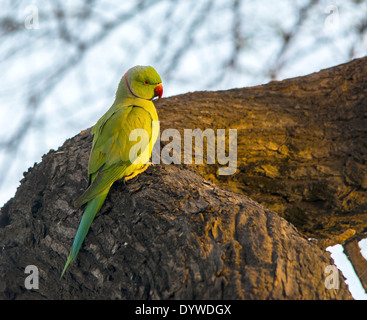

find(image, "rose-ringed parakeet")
[61,66,163,278]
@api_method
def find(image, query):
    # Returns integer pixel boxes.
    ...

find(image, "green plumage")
[61,66,162,278]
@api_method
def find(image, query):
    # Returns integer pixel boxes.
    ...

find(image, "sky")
[0,0,366,299]
[327,244,367,300]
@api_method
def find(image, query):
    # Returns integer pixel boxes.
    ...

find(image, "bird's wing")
[74,105,153,207]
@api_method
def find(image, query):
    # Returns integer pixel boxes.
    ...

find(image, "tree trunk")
[2,57,366,300]
[156,56,367,241]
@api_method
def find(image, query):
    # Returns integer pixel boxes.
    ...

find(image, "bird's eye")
[143,80,150,85]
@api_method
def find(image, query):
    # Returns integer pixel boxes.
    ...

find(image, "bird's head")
[124,65,163,101]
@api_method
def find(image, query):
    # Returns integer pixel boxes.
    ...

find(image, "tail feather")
[60,188,109,278]
[74,163,128,208]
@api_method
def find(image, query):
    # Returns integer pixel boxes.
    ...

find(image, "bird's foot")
[124,162,152,182]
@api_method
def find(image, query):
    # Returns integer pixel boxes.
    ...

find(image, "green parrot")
[61,66,163,278]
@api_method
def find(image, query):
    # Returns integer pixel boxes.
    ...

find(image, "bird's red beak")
[154,83,163,100]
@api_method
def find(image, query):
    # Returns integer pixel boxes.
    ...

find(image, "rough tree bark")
[156,56,367,241]
[1,57,366,300]
[0,132,352,299]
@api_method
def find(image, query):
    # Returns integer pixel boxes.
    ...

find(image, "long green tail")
[60,188,109,278]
